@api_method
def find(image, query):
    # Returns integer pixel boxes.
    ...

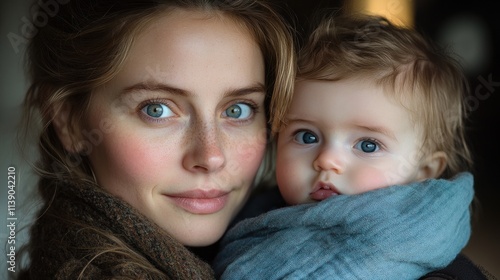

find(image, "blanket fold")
[213,173,474,280]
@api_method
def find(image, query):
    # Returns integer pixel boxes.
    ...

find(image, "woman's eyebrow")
[223,83,266,98]
[122,81,265,97]
[123,82,189,96]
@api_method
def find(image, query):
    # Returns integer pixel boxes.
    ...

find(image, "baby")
[214,12,474,280]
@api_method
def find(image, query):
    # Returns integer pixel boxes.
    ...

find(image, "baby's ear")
[51,103,82,153]
[417,151,447,180]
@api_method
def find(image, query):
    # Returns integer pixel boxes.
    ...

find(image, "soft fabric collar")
[214,173,474,280]
[20,179,215,279]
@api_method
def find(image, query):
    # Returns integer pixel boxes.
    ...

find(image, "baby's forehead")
[293,75,427,129]
[293,77,416,117]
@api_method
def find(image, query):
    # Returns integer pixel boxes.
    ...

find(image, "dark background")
[273,0,500,277]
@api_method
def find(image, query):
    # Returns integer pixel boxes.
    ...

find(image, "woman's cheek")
[102,135,174,184]
[235,139,267,178]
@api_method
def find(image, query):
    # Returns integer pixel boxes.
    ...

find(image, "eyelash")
[141,98,167,107]
[356,137,385,151]
[359,137,382,145]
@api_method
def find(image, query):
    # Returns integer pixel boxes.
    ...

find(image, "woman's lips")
[310,182,340,201]
[166,189,229,214]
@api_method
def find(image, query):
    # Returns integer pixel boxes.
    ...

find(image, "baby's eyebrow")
[355,124,397,141]
[283,116,314,126]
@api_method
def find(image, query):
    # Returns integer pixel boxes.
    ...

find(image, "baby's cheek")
[351,167,394,193]
[276,160,306,204]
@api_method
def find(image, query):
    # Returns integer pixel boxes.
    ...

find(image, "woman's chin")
[174,226,226,247]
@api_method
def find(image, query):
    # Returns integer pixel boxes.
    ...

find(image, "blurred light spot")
[346,0,413,27]
[436,14,491,76]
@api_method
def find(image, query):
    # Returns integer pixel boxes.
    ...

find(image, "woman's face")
[84,9,267,246]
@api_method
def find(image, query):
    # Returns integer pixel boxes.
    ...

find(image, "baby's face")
[276,78,425,205]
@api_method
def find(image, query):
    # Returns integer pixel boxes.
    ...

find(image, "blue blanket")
[214,173,474,279]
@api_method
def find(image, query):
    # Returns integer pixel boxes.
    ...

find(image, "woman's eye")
[354,139,379,153]
[294,131,318,144]
[141,103,174,119]
[224,103,253,119]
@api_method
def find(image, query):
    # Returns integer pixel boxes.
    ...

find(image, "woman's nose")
[313,145,344,174]
[182,124,226,173]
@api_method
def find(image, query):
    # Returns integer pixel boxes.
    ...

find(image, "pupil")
[362,141,376,152]
[303,133,316,144]
[228,105,241,118]
[148,104,163,117]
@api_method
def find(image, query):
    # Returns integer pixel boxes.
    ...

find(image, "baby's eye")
[141,103,174,119]
[354,139,379,153]
[294,131,318,144]
[223,103,253,119]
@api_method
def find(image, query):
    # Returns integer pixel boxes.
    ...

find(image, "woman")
[17,0,295,278]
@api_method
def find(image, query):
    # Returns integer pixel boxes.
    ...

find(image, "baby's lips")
[310,181,340,201]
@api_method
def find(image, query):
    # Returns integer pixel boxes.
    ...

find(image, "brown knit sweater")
[18,179,215,279]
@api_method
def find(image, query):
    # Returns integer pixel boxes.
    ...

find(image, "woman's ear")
[416,151,447,180]
[51,103,81,153]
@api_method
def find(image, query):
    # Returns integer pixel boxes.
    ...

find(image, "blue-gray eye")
[354,140,379,153]
[141,103,173,119]
[224,103,252,119]
[294,131,318,144]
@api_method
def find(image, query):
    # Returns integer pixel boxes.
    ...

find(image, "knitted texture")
[19,179,215,279]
